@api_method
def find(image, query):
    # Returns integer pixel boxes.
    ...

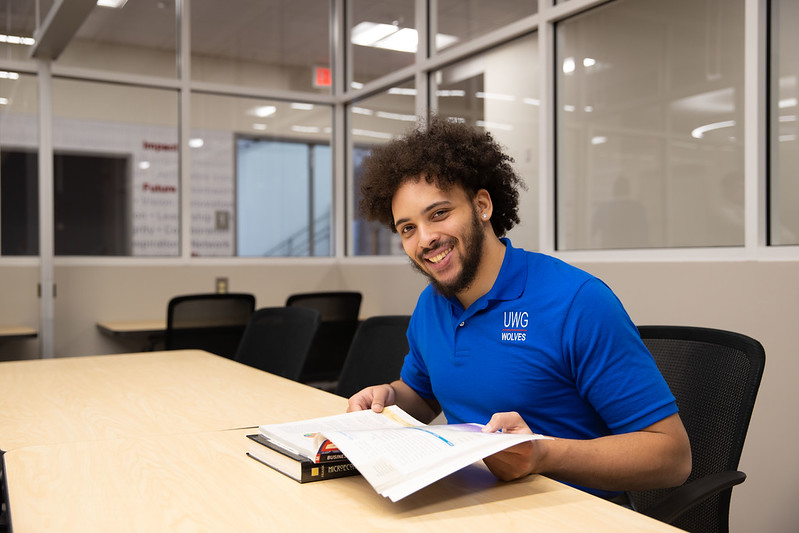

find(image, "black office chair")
[628,325,765,533]
[0,462,7,533]
[334,315,411,398]
[234,307,321,381]
[165,293,256,359]
[285,291,362,383]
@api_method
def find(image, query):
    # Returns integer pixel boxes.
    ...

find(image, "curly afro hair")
[358,116,526,236]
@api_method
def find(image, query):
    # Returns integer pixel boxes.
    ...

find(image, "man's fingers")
[482,411,532,434]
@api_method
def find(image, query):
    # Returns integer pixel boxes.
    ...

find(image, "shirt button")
[459,322,465,327]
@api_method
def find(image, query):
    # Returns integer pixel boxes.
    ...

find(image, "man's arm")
[482,412,692,491]
[347,378,441,424]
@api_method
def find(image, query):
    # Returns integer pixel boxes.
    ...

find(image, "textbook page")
[258,405,422,461]
[323,422,549,502]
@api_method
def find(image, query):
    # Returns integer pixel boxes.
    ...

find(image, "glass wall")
[237,139,331,256]
[350,0,415,90]
[556,0,745,250]
[0,0,797,260]
[191,0,331,93]
[351,80,417,256]
[0,0,37,62]
[189,93,333,257]
[52,79,180,256]
[59,0,178,78]
[770,0,799,245]
[0,72,37,255]
[432,34,540,248]
[433,0,537,54]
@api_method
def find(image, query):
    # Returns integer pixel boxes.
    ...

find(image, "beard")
[409,207,485,299]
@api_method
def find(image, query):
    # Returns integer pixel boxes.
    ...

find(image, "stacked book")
[246,432,358,483]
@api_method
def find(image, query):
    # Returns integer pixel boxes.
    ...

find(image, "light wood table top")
[0,349,680,532]
[0,325,37,339]
[0,349,345,451]
[96,319,166,335]
[4,427,681,533]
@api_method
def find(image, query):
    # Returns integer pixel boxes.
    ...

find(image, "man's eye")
[400,225,414,234]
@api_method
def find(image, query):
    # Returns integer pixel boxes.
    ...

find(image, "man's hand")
[347,379,441,424]
[347,384,396,413]
[482,411,539,481]
[481,412,692,491]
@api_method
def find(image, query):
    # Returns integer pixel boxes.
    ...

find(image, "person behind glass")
[350,116,691,499]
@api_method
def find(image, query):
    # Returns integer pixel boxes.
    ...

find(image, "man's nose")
[417,223,439,250]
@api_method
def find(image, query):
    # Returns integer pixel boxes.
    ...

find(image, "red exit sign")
[314,66,332,88]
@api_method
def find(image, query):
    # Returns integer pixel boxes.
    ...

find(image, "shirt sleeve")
[562,278,678,434]
[399,294,437,400]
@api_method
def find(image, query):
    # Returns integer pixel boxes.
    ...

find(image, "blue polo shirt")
[401,239,676,495]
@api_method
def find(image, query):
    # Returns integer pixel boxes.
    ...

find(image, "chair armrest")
[641,470,746,523]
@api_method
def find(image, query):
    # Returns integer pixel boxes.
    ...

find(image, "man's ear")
[474,189,493,220]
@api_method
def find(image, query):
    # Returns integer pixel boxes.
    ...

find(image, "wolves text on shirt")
[501,311,528,342]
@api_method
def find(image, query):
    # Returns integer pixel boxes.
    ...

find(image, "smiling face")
[392,177,488,299]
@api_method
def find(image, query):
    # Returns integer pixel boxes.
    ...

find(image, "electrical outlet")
[215,277,228,293]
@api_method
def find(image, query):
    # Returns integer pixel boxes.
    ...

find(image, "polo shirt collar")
[445,237,528,316]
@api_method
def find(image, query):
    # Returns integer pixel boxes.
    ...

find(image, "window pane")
[770,0,799,245]
[434,0,536,54]
[351,80,416,255]
[190,93,333,257]
[350,0,415,90]
[59,1,178,77]
[191,0,330,93]
[433,34,539,249]
[0,72,38,255]
[556,0,745,250]
[237,140,331,256]
[0,0,37,62]
[52,78,179,256]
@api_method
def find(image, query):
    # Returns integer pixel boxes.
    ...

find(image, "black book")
[246,433,359,483]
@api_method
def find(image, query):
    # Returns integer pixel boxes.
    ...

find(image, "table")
[96,319,167,351]
[0,350,682,532]
[0,325,37,340]
[0,350,339,451]
[96,319,165,336]
[3,429,681,533]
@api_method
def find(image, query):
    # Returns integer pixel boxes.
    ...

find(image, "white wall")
[0,256,796,532]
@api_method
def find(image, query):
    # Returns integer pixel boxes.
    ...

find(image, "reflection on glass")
[191,93,333,257]
[0,73,38,255]
[556,0,745,250]
[350,0,415,90]
[237,141,331,256]
[351,80,416,255]
[191,0,330,92]
[0,0,37,62]
[59,1,177,77]
[433,34,539,249]
[52,79,179,256]
[434,0,536,54]
[770,0,799,245]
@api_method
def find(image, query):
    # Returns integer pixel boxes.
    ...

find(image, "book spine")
[299,460,359,482]
[315,438,346,463]
[315,451,349,463]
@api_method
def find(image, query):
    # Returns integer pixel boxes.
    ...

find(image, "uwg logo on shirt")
[501,311,528,342]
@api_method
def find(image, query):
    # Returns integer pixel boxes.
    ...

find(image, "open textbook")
[255,405,548,502]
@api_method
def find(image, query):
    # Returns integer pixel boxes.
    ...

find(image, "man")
[350,116,691,499]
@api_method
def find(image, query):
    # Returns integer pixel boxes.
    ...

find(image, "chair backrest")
[285,291,363,383]
[285,291,362,321]
[234,306,321,381]
[165,293,256,359]
[630,325,765,533]
[335,315,411,398]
